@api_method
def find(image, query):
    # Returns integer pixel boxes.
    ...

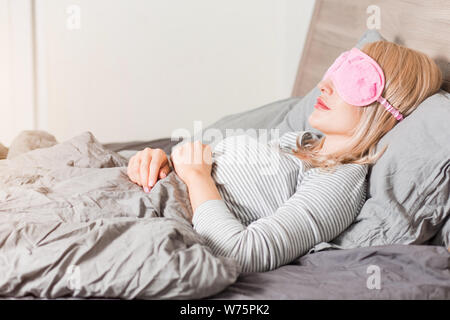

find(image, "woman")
[127,41,442,272]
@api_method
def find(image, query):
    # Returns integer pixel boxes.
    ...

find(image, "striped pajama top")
[192,131,368,273]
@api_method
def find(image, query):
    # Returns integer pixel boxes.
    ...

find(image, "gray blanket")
[0,132,240,299]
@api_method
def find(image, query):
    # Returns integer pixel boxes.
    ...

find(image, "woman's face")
[308,77,362,136]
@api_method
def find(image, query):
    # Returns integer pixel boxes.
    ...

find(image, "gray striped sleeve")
[192,163,368,273]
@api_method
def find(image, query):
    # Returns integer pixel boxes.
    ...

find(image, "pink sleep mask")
[322,47,404,121]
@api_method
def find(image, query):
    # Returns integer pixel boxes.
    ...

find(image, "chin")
[308,113,325,133]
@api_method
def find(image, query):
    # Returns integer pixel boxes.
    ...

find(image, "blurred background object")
[6,130,58,159]
[0,142,7,159]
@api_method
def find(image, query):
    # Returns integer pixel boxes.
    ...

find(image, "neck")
[318,134,352,156]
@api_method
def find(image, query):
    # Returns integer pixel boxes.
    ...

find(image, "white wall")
[0,0,36,146]
[0,0,11,145]
[1,0,315,146]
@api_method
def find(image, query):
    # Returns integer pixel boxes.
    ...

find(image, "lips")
[315,97,331,110]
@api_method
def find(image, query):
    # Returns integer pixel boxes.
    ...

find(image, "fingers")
[159,164,171,179]
[147,149,166,188]
[171,141,210,166]
[127,148,170,191]
[203,144,213,165]
[189,141,211,164]
[140,148,152,188]
[127,153,142,185]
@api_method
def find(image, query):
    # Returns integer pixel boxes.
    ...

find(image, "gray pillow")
[330,91,450,248]
[205,96,302,136]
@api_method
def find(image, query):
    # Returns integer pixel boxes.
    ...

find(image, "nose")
[318,78,334,96]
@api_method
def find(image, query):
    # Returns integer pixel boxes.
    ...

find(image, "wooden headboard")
[292,0,450,96]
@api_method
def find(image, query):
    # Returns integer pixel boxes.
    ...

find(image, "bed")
[1,0,449,299]
[103,139,450,300]
[106,0,450,300]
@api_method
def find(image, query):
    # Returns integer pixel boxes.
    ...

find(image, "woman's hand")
[171,141,221,216]
[127,148,171,192]
[170,141,213,185]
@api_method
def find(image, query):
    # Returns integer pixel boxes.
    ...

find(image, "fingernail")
[143,186,149,193]
[161,172,167,178]
[149,182,154,187]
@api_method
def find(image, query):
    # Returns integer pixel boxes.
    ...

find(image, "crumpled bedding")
[0,131,240,299]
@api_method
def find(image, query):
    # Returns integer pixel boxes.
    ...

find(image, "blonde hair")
[293,41,443,173]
